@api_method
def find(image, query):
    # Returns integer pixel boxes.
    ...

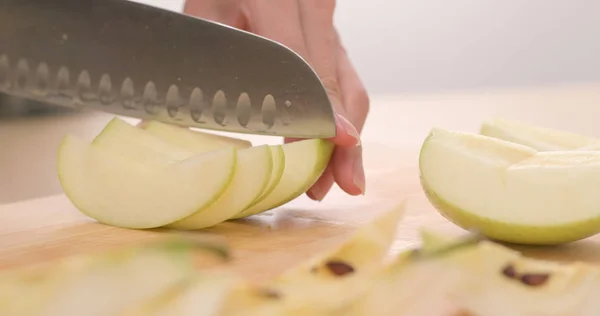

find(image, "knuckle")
[355,87,370,114]
[320,76,342,101]
[348,87,370,128]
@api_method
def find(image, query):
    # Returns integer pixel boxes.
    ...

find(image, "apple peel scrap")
[57,117,333,229]
[6,205,600,315]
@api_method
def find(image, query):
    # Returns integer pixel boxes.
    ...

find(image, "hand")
[184,0,369,201]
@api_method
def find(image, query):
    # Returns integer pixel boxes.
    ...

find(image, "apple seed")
[520,273,550,287]
[501,264,518,279]
[325,260,355,276]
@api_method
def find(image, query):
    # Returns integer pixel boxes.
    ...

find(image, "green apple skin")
[231,139,334,219]
[419,174,600,246]
[167,145,273,230]
[247,146,286,207]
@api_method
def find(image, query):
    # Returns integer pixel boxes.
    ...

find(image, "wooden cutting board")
[0,140,436,281]
[4,83,600,284]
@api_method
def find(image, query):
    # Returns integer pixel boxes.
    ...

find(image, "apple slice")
[57,135,237,229]
[220,203,406,315]
[121,275,240,316]
[247,145,285,206]
[342,236,481,316]
[446,242,600,316]
[276,202,405,280]
[141,120,252,151]
[168,144,273,230]
[231,139,334,219]
[93,117,195,163]
[0,238,229,316]
[93,118,195,164]
[419,127,600,245]
[135,120,286,209]
[480,118,600,151]
[273,204,405,311]
[415,232,600,316]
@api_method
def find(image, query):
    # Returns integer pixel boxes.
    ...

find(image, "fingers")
[332,144,365,196]
[328,40,369,197]
[294,1,364,199]
[297,0,339,102]
[244,0,310,59]
[183,0,247,29]
[296,0,361,148]
[336,38,370,133]
[306,164,335,201]
[199,0,367,200]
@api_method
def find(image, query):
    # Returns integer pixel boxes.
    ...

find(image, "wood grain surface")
[4,82,600,283]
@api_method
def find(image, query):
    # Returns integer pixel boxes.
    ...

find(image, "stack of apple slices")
[419,118,600,246]
[57,117,334,230]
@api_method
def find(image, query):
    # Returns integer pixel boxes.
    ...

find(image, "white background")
[130,0,600,94]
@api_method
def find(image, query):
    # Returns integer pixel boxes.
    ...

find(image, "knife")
[0,0,336,139]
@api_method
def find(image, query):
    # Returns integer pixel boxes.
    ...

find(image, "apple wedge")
[231,139,334,219]
[419,127,600,245]
[141,120,252,151]
[168,144,272,230]
[57,134,237,229]
[480,118,600,151]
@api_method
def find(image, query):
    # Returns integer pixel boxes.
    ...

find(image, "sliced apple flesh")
[221,203,406,315]
[59,115,334,229]
[121,275,239,316]
[135,119,288,219]
[168,145,273,230]
[57,135,237,229]
[141,120,252,151]
[419,127,600,245]
[232,138,334,219]
[0,238,224,316]
[93,118,195,164]
[248,145,285,207]
[480,118,600,151]
[91,118,276,229]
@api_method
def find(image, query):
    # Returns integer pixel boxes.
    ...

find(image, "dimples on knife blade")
[0,0,336,138]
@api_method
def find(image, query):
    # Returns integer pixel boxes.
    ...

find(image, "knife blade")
[0,0,336,139]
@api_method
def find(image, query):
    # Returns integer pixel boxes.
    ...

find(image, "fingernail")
[336,113,361,146]
[308,182,332,202]
[353,151,366,195]
[306,189,319,202]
